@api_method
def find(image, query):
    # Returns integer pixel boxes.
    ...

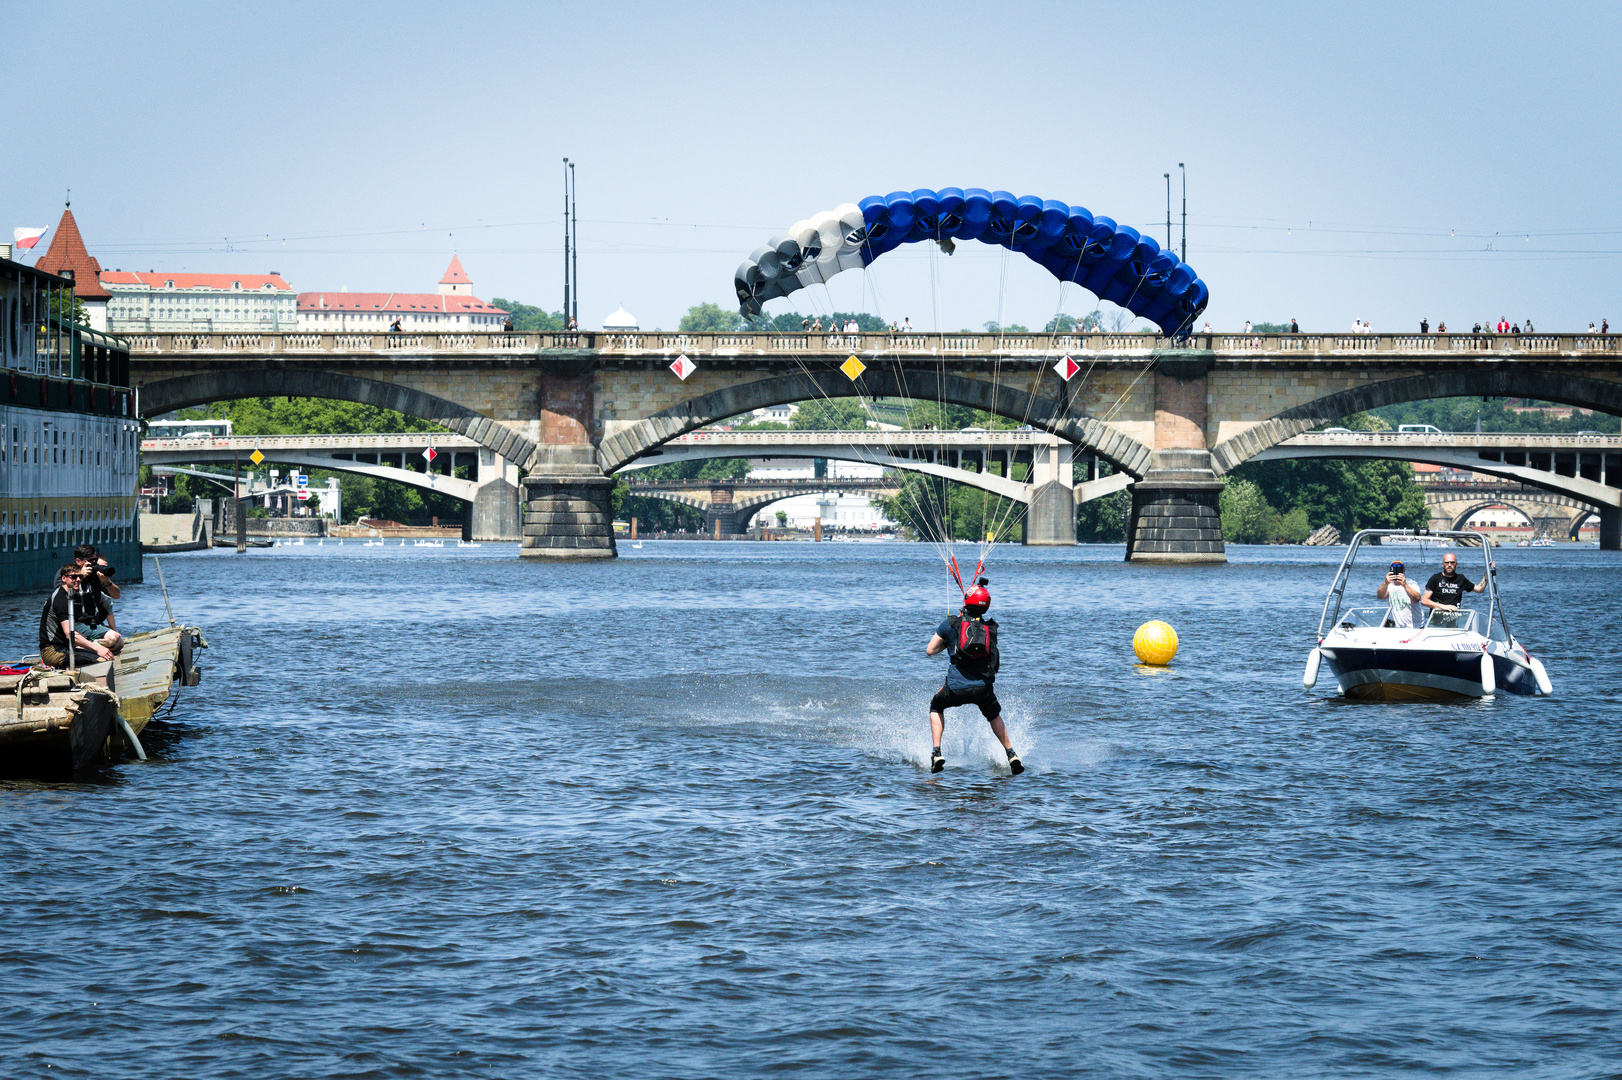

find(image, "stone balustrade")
[119,329,1622,359]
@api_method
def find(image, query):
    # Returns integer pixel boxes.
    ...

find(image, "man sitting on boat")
[73,545,123,656]
[1422,553,1492,626]
[39,565,119,670]
[1376,560,1423,628]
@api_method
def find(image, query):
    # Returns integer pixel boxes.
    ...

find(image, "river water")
[3,541,1620,1078]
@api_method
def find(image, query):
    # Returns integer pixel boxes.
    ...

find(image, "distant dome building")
[603,304,638,331]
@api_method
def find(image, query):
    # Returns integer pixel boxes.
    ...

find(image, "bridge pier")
[520,447,617,559]
[1126,363,1226,564]
[1024,439,1076,546]
[467,449,522,541]
[1602,506,1621,550]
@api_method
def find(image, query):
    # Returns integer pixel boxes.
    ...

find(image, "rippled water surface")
[4,541,1621,1078]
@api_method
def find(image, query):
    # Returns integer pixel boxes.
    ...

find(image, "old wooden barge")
[1,625,206,774]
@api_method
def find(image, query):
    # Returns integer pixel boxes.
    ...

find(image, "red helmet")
[963,585,990,612]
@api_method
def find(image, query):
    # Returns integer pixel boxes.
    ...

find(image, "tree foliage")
[680,303,744,333]
[791,399,871,430]
[489,298,565,332]
[1371,396,1620,434]
[1044,311,1102,333]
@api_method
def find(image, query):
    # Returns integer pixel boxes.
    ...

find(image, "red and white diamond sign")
[1053,355,1081,381]
[422,446,438,463]
[669,354,696,381]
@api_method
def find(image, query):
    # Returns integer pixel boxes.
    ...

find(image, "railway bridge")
[127,329,1622,560]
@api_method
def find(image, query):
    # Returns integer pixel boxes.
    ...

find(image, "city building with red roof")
[33,206,113,330]
[296,256,508,333]
[102,271,297,331]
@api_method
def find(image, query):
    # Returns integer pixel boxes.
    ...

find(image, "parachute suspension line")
[777,338,955,575]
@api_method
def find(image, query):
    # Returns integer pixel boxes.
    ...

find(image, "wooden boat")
[1,625,207,774]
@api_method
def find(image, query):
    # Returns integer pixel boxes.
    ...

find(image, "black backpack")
[949,614,1000,678]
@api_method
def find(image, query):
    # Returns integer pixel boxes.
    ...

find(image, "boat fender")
[1528,655,1553,696]
[1302,648,1321,689]
[1479,651,1495,696]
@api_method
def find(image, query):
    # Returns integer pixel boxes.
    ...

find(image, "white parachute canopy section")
[735,203,866,315]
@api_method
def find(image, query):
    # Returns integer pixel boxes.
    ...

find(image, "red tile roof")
[296,292,508,315]
[33,208,111,301]
[439,255,470,285]
[100,271,292,292]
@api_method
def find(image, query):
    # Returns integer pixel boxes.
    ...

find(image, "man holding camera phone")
[1377,560,1424,628]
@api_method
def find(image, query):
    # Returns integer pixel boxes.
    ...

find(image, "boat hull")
[1325,648,1540,700]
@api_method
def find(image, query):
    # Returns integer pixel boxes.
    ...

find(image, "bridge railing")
[141,433,483,453]
[121,330,1622,356]
[669,429,1053,446]
[1284,431,1622,448]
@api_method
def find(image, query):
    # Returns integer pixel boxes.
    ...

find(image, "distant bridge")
[1418,480,1600,539]
[1255,430,1620,547]
[623,477,900,535]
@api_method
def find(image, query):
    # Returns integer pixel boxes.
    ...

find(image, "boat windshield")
[1422,608,1482,634]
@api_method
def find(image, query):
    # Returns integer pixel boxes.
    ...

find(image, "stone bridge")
[624,477,900,537]
[1419,481,1601,539]
[126,329,1622,560]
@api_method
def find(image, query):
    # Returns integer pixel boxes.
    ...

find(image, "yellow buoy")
[1133,620,1179,666]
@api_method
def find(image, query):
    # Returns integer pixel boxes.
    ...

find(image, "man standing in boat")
[924,578,1023,776]
[1422,553,1492,617]
[39,564,118,669]
[1377,560,1423,627]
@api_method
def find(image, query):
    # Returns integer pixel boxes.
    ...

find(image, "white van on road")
[1397,424,1448,438]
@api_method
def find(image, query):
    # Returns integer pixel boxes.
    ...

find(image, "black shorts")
[929,684,1001,720]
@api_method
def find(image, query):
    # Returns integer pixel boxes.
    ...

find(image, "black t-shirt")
[38,587,79,649]
[1425,571,1475,608]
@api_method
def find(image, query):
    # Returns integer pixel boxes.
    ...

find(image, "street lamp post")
[562,158,571,323]
[1179,163,1187,262]
[1164,173,1172,252]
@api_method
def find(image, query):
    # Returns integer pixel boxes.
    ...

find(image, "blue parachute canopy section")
[734,188,1208,334]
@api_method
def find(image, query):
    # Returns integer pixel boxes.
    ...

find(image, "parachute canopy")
[734,188,1208,334]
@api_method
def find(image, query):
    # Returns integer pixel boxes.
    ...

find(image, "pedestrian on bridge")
[1420,318,1430,334]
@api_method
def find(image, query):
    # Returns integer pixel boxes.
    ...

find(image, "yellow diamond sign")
[249,450,265,465]
[840,355,866,381]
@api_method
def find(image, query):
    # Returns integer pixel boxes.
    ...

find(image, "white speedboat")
[1304,529,1553,701]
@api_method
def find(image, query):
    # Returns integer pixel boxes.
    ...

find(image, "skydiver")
[924,578,1023,775]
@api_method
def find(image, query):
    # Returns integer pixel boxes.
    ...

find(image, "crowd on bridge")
[1209,317,1612,337]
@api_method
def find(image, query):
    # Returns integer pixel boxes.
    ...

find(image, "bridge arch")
[1437,499,1537,530]
[596,368,1151,477]
[1210,368,1622,474]
[138,368,539,470]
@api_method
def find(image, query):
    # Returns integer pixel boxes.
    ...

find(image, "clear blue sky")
[5,0,1618,333]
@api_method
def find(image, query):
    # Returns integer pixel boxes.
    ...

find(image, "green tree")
[904,402,1016,431]
[791,399,870,430]
[1371,397,1620,434]
[984,321,1030,333]
[1220,478,1281,544]
[680,303,743,332]
[1044,310,1102,332]
[489,298,565,332]
[49,290,88,327]
[1252,321,1291,333]
[775,510,788,526]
